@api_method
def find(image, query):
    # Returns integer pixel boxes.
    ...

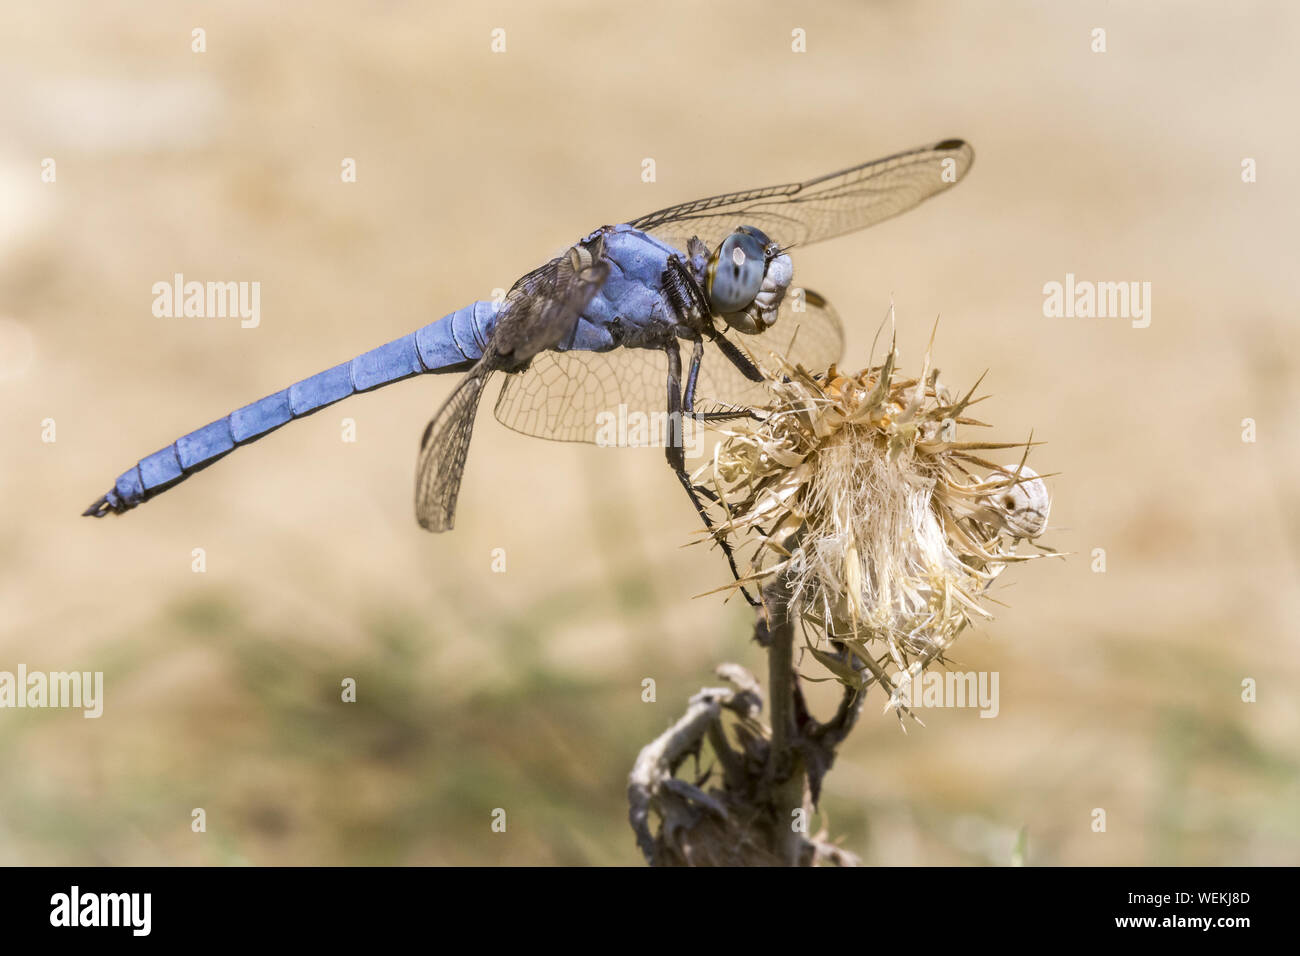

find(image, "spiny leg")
[666,339,757,607]
[680,405,763,510]
[680,338,751,543]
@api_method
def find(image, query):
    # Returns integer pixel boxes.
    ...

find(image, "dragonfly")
[84,138,974,578]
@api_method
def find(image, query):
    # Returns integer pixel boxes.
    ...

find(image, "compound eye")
[736,225,779,258]
[707,231,766,314]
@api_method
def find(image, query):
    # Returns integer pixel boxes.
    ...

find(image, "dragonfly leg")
[679,337,722,506]
[693,407,762,425]
[679,335,759,436]
[708,332,765,383]
[682,335,703,413]
[666,340,758,607]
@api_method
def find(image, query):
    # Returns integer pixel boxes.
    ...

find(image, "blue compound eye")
[707,231,767,314]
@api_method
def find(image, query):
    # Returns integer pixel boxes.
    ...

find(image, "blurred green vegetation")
[3,579,1296,865]
[0,573,756,864]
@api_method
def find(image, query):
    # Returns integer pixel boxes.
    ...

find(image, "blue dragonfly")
[84,138,974,567]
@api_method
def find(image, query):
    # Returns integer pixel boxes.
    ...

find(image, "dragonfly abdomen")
[82,300,499,517]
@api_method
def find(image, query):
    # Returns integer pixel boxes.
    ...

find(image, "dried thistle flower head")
[695,319,1058,710]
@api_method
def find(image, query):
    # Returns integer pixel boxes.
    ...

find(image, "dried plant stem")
[626,585,856,866]
[627,330,1054,865]
[764,580,810,866]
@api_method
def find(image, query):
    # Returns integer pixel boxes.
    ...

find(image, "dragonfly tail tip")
[82,494,115,518]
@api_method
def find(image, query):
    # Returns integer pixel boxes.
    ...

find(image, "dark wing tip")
[934,138,968,151]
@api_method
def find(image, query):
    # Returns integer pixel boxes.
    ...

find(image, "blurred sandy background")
[1,1,1297,865]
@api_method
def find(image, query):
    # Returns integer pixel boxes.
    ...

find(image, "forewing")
[491,236,610,363]
[628,139,973,253]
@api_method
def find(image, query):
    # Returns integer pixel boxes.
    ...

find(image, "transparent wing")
[492,289,843,444]
[414,368,491,532]
[704,288,844,413]
[493,347,667,445]
[414,236,608,530]
[490,237,611,363]
[628,139,973,253]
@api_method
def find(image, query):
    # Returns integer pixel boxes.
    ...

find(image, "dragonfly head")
[705,226,793,334]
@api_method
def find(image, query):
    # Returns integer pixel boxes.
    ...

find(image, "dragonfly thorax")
[704,225,793,335]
